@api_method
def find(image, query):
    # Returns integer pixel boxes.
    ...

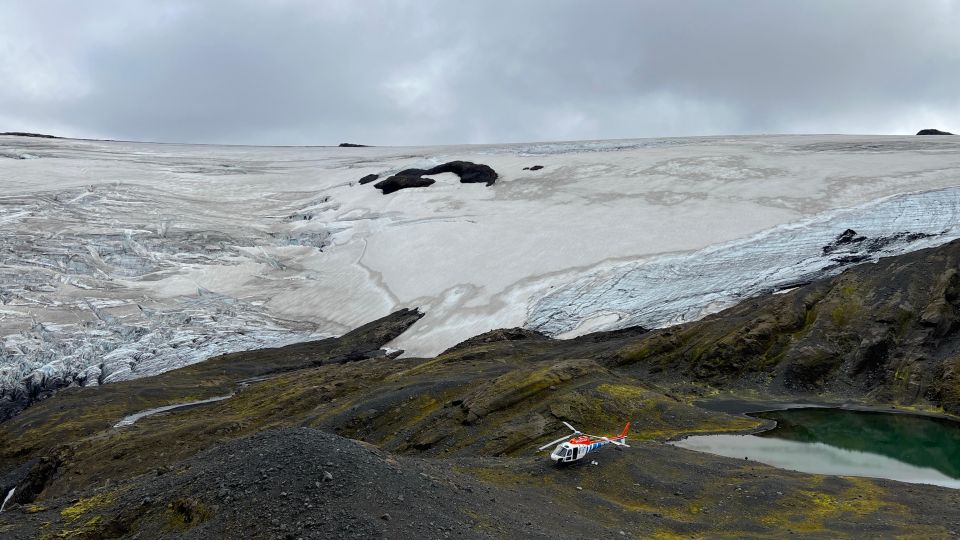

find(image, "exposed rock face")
[370,161,498,194]
[319,307,424,364]
[523,165,544,171]
[917,129,954,135]
[338,142,370,147]
[372,175,436,194]
[821,229,866,254]
[820,228,936,269]
[358,173,379,185]
[442,327,550,354]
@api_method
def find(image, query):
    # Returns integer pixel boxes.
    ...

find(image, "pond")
[672,407,960,488]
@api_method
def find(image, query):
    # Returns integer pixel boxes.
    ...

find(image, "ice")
[1,133,960,399]
[528,188,960,336]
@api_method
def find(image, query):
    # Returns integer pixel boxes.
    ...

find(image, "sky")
[1,0,959,145]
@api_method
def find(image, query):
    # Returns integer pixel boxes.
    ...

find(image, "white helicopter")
[538,421,631,464]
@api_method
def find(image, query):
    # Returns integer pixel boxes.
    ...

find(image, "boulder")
[366,161,498,194]
[373,176,436,194]
[424,161,498,186]
[358,174,379,185]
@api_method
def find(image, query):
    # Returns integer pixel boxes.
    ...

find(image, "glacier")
[1,133,960,402]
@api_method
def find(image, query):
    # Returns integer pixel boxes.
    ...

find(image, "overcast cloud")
[1,0,958,145]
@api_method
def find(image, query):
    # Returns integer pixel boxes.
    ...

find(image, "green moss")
[60,492,115,522]
[165,497,211,530]
[23,503,47,513]
[757,477,919,535]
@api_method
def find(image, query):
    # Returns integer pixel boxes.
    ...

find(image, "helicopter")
[538,421,631,464]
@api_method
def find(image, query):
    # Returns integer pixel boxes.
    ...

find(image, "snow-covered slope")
[2,134,960,396]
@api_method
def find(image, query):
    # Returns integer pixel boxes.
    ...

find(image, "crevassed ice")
[527,187,960,336]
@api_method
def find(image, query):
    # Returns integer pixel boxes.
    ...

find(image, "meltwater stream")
[672,408,960,489]
[1,487,15,513]
[113,394,234,428]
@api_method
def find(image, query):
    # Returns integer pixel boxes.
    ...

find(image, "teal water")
[672,407,960,488]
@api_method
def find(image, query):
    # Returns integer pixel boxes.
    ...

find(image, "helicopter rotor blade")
[538,435,572,451]
[562,421,580,434]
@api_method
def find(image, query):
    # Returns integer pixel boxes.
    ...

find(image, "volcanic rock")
[0,132,59,139]
[424,161,498,186]
[373,175,436,194]
[442,327,550,355]
[370,161,498,194]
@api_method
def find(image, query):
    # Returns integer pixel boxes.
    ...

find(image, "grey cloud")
[1,0,958,144]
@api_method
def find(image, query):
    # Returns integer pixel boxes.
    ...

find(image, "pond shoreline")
[672,403,960,490]
[694,397,960,423]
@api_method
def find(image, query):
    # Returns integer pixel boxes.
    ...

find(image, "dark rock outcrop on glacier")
[338,142,370,147]
[319,307,423,364]
[916,129,954,135]
[821,229,866,254]
[0,132,60,139]
[424,161,498,186]
[358,173,379,184]
[371,161,499,194]
[373,175,436,194]
[820,228,937,267]
[523,165,544,171]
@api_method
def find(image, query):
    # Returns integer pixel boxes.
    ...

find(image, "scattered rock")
[369,161,498,194]
[523,165,544,171]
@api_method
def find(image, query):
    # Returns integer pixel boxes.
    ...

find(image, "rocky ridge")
[3,241,960,537]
